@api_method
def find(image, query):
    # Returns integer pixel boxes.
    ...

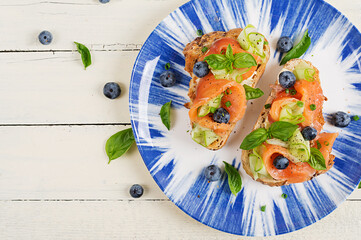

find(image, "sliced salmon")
[312,132,339,169]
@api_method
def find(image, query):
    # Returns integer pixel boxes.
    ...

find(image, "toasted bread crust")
[241,59,334,186]
[183,28,270,151]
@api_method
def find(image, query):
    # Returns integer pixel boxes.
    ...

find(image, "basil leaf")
[280,29,311,65]
[240,128,268,150]
[225,44,234,61]
[74,42,92,69]
[243,85,264,100]
[234,52,257,69]
[160,101,172,130]
[204,54,228,70]
[268,121,298,141]
[106,128,135,163]
[223,161,242,196]
[358,181,361,189]
[308,147,327,170]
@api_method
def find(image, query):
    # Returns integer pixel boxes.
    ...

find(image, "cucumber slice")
[191,124,219,147]
[266,138,289,148]
[293,62,315,81]
[288,129,310,162]
[204,130,219,146]
[197,93,223,117]
[211,68,249,82]
[237,24,256,51]
[279,102,305,124]
[247,32,265,54]
[237,24,266,62]
[249,146,271,180]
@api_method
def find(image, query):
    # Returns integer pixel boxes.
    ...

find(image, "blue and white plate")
[129,0,361,236]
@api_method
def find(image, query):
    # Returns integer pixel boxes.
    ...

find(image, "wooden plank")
[0,51,136,124]
[0,200,360,239]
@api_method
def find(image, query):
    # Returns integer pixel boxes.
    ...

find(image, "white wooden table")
[0,0,360,239]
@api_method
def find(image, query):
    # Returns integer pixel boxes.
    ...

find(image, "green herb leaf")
[280,29,311,65]
[204,54,229,70]
[160,101,172,130]
[201,46,208,53]
[260,205,266,212]
[234,52,257,69]
[106,128,135,163]
[74,42,92,69]
[309,104,316,111]
[243,85,264,100]
[353,115,359,121]
[268,121,298,141]
[316,140,321,149]
[226,44,234,61]
[225,101,232,107]
[265,104,271,109]
[197,29,203,36]
[308,147,327,170]
[165,62,170,70]
[358,181,361,189]
[281,193,288,199]
[240,128,268,150]
[223,161,242,196]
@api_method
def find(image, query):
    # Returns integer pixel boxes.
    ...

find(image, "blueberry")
[301,126,317,141]
[279,71,296,88]
[333,111,351,127]
[204,165,222,182]
[193,61,210,78]
[213,108,230,124]
[129,184,144,198]
[38,31,53,45]
[277,36,293,53]
[103,82,121,99]
[273,156,289,170]
[99,0,110,3]
[160,71,176,87]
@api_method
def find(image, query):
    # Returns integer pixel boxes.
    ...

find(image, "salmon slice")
[312,132,339,169]
[269,97,298,122]
[262,144,316,183]
[200,38,261,80]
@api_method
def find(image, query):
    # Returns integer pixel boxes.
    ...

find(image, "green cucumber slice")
[204,130,219,146]
[279,102,305,124]
[293,61,315,81]
[288,129,310,162]
[191,124,219,147]
[197,93,223,117]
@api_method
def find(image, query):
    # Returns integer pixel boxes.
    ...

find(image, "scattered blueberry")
[204,165,222,182]
[273,156,289,170]
[99,0,110,3]
[38,31,53,45]
[160,71,176,87]
[193,61,210,78]
[129,184,144,198]
[301,126,317,141]
[213,108,230,124]
[279,71,296,88]
[103,82,121,99]
[277,36,293,53]
[333,111,351,127]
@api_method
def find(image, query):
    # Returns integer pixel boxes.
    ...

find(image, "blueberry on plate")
[38,31,53,45]
[301,126,317,141]
[103,82,121,99]
[193,61,210,78]
[160,71,176,87]
[99,0,110,3]
[279,71,296,88]
[129,184,144,198]
[213,108,230,124]
[333,111,351,127]
[277,36,293,53]
[273,156,289,170]
[204,165,221,182]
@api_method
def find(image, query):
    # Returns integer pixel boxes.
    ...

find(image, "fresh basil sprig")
[160,101,172,130]
[74,42,92,69]
[106,128,135,164]
[223,161,242,196]
[308,147,327,170]
[280,29,311,65]
[204,44,257,73]
[240,121,298,150]
[243,85,264,100]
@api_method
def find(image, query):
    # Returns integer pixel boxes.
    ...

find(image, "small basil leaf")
[240,128,268,150]
[226,44,234,61]
[280,29,311,65]
[243,85,264,100]
[160,101,172,130]
[308,147,327,170]
[358,181,361,189]
[106,128,135,163]
[204,54,228,70]
[234,52,257,69]
[223,161,242,196]
[74,42,92,69]
[268,121,298,141]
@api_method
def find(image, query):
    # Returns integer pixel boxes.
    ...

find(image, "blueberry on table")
[193,61,210,78]
[277,36,293,53]
[103,82,121,99]
[99,0,110,3]
[301,126,317,141]
[333,111,351,127]
[160,71,176,87]
[204,165,221,182]
[273,156,289,170]
[129,184,144,198]
[38,31,53,45]
[213,108,230,124]
[279,71,296,88]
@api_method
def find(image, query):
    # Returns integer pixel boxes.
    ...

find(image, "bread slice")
[183,28,270,150]
[241,59,335,186]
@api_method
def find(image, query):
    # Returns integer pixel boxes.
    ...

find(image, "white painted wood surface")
[0,0,360,239]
